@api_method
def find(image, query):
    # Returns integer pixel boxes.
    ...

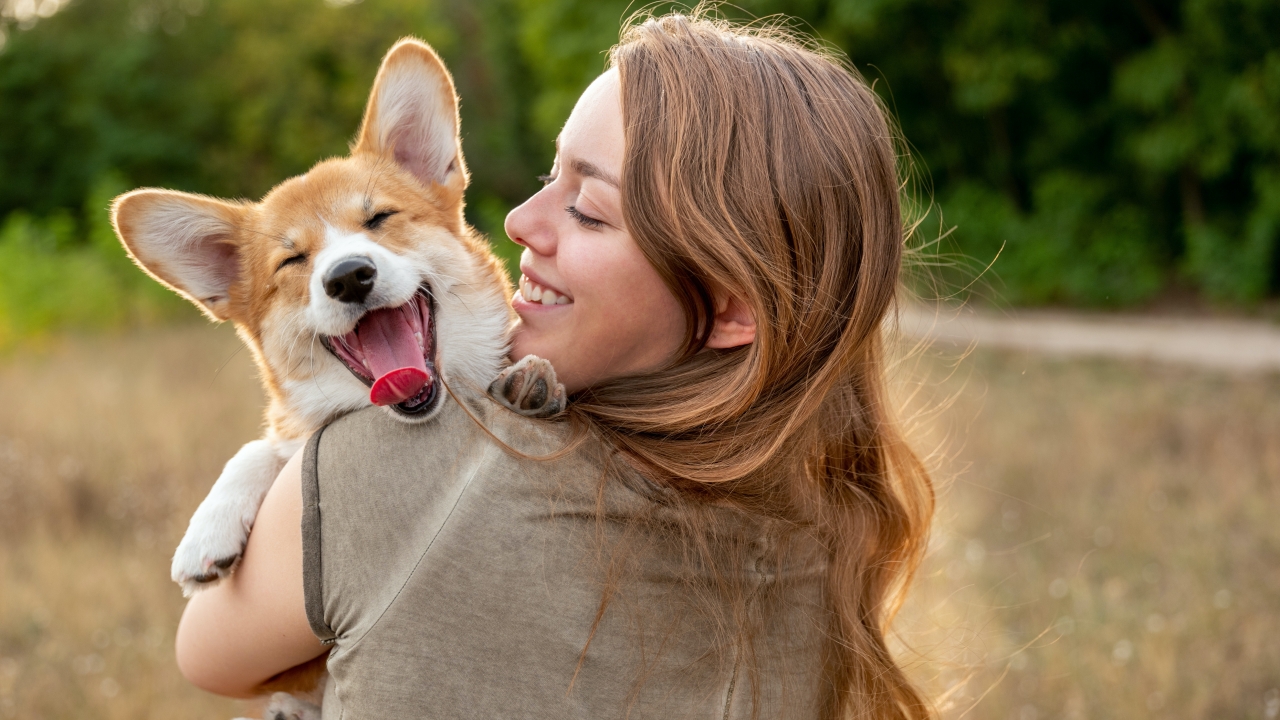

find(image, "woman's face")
[505,70,686,394]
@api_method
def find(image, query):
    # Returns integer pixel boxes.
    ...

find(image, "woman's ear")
[705,292,756,349]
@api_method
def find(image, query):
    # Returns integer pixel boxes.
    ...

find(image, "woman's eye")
[537,173,555,186]
[363,210,397,231]
[275,254,308,273]
[566,205,605,230]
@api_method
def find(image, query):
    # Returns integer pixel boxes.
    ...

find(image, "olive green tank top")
[301,386,826,719]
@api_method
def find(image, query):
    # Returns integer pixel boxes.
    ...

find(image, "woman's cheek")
[616,280,686,369]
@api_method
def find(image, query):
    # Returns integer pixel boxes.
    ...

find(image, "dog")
[111,38,564,719]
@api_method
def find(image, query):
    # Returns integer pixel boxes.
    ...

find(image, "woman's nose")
[505,190,556,257]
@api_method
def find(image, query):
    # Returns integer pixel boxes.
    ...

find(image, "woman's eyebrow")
[569,157,620,189]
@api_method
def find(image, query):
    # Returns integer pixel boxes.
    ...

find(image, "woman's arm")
[175,447,327,697]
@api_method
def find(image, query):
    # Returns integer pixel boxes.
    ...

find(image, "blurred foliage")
[0,0,1278,345]
[0,174,189,348]
[784,0,1280,306]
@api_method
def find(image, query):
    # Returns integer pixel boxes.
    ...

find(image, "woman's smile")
[514,270,573,307]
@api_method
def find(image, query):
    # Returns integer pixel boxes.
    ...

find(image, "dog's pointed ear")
[112,189,247,322]
[353,38,467,197]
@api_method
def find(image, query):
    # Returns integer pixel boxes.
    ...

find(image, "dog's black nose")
[324,257,377,304]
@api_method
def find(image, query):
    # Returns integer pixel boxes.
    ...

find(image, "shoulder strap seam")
[302,423,336,644]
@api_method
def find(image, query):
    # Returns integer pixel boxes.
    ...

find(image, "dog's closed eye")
[275,254,308,273]
[364,210,398,231]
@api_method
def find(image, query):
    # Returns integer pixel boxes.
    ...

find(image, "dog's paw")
[172,439,285,596]
[263,692,322,720]
[171,531,243,597]
[171,502,254,596]
[489,355,566,418]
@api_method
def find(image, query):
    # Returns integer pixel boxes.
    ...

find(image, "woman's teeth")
[520,275,572,306]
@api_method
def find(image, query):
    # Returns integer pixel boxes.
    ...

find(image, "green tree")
[1,0,1278,321]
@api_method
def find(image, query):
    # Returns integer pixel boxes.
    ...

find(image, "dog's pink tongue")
[356,307,429,406]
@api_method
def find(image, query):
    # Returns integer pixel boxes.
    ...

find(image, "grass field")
[0,325,1276,718]
[0,326,252,719]
[897,345,1280,719]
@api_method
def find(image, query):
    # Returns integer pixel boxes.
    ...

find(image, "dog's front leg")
[171,438,287,596]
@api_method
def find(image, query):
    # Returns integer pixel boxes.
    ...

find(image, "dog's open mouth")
[321,288,439,416]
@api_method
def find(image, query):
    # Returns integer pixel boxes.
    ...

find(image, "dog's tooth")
[530,284,543,302]
[541,289,558,306]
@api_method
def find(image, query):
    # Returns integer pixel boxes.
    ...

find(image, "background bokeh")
[0,0,1277,718]
[2,0,1280,348]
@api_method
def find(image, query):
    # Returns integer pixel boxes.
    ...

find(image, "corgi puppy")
[111,38,562,719]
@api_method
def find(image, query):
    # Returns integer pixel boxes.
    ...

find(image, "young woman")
[176,13,934,720]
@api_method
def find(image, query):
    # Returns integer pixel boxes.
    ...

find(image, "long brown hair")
[565,11,935,720]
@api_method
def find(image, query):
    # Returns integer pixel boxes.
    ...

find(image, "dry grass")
[896,347,1280,719]
[0,325,256,719]
[0,325,1276,718]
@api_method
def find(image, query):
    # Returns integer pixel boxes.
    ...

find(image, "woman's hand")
[174,447,327,697]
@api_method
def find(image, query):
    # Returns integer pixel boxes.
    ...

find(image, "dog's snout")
[324,257,377,304]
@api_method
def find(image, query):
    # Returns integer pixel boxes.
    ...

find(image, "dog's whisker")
[307,330,337,405]
[209,343,247,390]
[447,290,478,318]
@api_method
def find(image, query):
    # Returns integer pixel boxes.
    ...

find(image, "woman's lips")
[517,273,573,306]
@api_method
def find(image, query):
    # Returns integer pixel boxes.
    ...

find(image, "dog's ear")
[353,38,466,198]
[112,189,247,322]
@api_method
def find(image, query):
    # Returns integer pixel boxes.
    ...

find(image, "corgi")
[111,38,563,719]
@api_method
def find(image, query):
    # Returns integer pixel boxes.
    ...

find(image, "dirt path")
[897,304,1280,373]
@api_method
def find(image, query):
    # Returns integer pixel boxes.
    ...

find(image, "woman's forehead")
[558,69,624,176]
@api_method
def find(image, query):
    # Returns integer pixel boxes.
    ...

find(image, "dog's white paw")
[171,439,285,597]
[264,692,322,720]
[170,494,257,596]
[489,355,566,418]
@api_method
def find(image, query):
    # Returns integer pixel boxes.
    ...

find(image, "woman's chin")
[509,325,555,366]
[511,296,572,353]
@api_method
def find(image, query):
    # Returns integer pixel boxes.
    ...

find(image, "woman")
[176,13,934,720]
